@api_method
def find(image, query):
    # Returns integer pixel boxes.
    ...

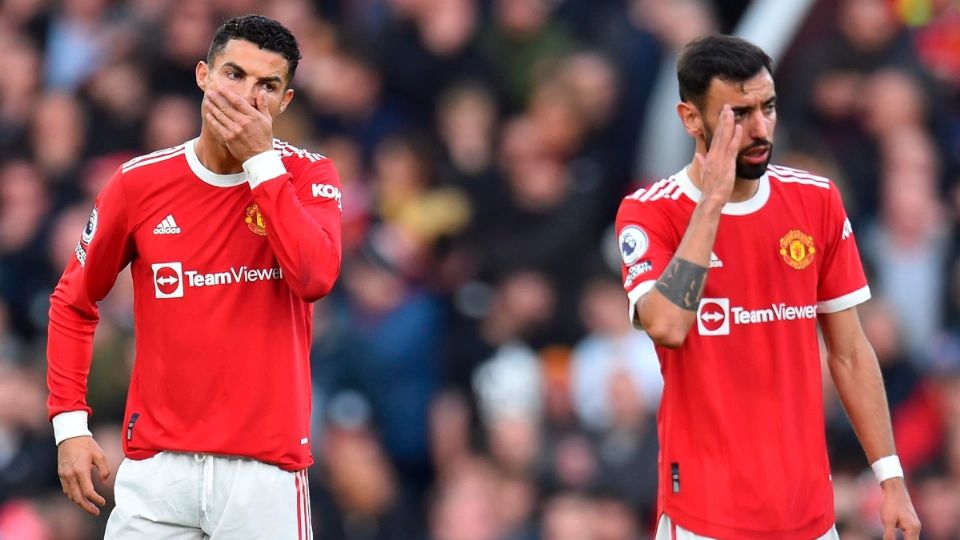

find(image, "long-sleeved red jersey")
[47,138,342,471]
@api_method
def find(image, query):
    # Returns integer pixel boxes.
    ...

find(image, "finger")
[78,465,106,508]
[256,92,269,115]
[93,450,110,482]
[221,88,257,115]
[903,517,921,540]
[203,99,236,138]
[728,124,743,155]
[882,523,895,540]
[64,472,99,515]
[207,90,246,123]
[710,106,730,153]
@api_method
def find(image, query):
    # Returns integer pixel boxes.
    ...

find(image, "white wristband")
[243,149,286,189]
[52,410,93,445]
[870,455,904,483]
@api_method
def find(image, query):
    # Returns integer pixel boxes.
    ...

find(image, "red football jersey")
[47,138,343,471]
[616,165,869,539]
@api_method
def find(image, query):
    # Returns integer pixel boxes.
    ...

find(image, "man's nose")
[747,110,769,141]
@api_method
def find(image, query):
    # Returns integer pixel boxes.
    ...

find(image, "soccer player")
[616,36,921,540]
[47,15,341,539]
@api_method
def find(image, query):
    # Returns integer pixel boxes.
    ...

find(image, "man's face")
[196,38,293,117]
[701,70,777,180]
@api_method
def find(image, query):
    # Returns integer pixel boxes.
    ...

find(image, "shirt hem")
[663,503,834,540]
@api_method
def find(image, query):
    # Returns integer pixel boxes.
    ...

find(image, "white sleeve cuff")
[627,281,656,329]
[243,150,287,189]
[818,285,871,313]
[52,410,93,445]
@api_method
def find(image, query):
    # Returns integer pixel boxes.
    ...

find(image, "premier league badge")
[618,225,648,265]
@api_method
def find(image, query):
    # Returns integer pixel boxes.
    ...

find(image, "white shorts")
[104,452,313,540]
[655,514,839,540]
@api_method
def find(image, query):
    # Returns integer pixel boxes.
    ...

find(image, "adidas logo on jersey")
[709,252,724,268]
[153,215,181,235]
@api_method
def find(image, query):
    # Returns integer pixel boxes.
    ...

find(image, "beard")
[704,129,772,180]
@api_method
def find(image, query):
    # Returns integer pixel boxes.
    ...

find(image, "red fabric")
[616,165,868,539]
[47,139,342,471]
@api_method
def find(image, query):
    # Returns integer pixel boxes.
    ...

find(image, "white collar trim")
[185,138,248,187]
[674,166,770,216]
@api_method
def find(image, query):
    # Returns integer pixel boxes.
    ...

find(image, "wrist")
[52,410,92,445]
[871,455,904,484]
[242,149,286,189]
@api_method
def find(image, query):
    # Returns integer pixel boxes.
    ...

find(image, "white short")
[104,452,313,540]
[655,514,839,540]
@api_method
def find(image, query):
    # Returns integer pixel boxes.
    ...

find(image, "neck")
[194,127,243,174]
[687,156,761,203]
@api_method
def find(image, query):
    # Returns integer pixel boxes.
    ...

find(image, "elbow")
[641,317,691,349]
[290,262,341,302]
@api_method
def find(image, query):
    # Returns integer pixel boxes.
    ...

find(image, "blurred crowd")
[0,0,959,538]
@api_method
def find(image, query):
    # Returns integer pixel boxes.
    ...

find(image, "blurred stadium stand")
[0,0,958,538]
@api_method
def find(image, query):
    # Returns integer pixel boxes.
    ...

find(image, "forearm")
[47,288,97,421]
[638,198,724,345]
[828,343,897,463]
[245,153,342,302]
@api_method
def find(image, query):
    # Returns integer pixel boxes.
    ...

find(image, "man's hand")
[694,105,742,206]
[58,436,110,516]
[880,478,921,540]
[202,88,274,163]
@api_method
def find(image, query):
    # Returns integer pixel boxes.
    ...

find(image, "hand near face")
[202,88,275,163]
[695,104,742,205]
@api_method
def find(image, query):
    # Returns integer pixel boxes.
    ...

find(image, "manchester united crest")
[245,204,267,236]
[779,229,815,270]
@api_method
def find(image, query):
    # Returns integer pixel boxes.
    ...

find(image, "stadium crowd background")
[0,0,959,538]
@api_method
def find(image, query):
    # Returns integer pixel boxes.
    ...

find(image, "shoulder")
[273,138,328,167]
[119,143,189,177]
[616,175,685,224]
[766,164,835,195]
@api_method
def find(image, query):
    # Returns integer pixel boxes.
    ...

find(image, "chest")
[700,204,824,303]
[130,177,276,270]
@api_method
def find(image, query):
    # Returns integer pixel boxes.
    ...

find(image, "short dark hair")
[207,14,302,84]
[677,35,773,110]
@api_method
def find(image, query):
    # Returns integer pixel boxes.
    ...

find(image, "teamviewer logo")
[152,262,184,299]
[697,298,729,336]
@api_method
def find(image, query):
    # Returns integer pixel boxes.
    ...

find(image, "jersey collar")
[674,166,770,216]
[185,138,248,187]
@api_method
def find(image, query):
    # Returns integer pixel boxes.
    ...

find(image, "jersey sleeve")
[816,183,870,313]
[615,196,680,327]
[243,149,342,302]
[47,169,135,433]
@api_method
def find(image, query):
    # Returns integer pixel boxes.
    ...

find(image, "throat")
[729,178,760,203]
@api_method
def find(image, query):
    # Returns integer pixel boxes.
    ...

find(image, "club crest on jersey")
[245,204,267,236]
[779,229,816,270]
[618,226,648,265]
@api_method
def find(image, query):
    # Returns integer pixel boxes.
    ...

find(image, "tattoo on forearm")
[655,257,708,311]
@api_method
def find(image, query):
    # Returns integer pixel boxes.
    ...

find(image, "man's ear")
[196,61,209,92]
[280,88,294,113]
[677,101,704,139]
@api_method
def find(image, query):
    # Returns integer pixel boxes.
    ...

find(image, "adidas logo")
[153,214,181,235]
[709,252,724,268]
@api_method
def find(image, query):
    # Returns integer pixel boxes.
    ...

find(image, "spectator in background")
[571,275,661,431]
[862,132,950,363]
[44,0,113,90]
[479,0,575,112]
[0,34,41,157]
